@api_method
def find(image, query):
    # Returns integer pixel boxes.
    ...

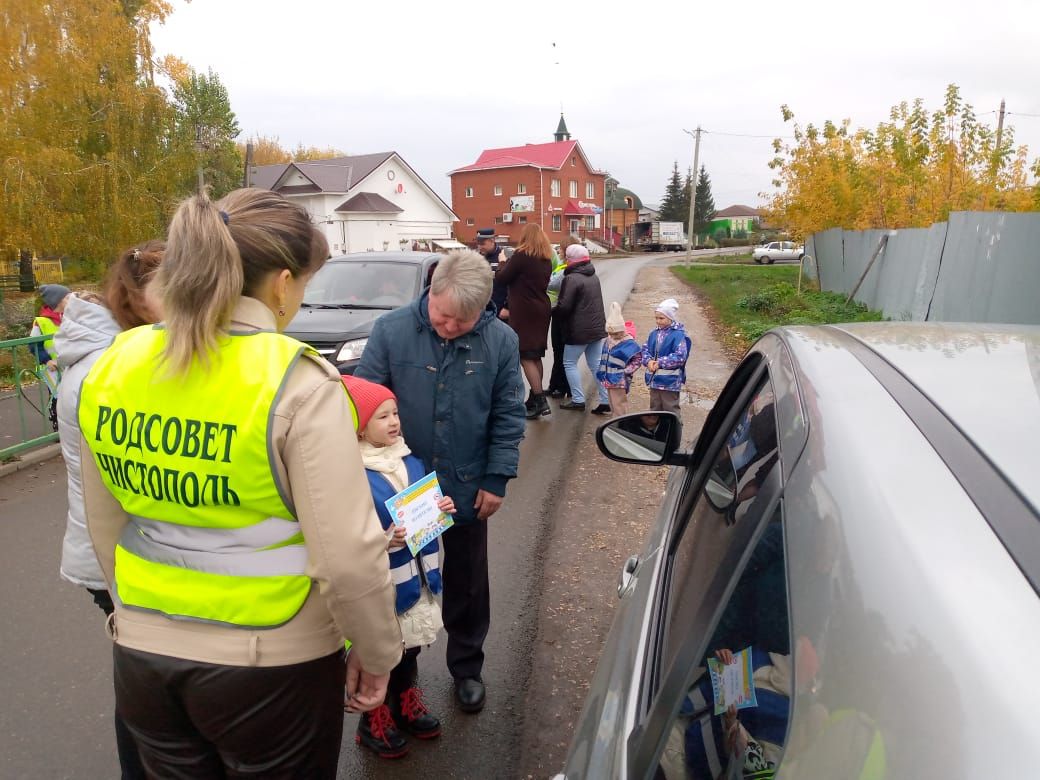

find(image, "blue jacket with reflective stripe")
[365,454,443,614]
[642,325,690,391]
[596,337,642,388]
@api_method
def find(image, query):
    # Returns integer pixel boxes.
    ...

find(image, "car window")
[303,262,418,307]
[634,374,785,774]
[769,242,780,250]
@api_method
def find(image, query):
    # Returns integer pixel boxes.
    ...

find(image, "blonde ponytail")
[157,194,243,374]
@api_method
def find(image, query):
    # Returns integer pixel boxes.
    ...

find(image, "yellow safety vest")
[33,315,59,359]
[79,325,356,628]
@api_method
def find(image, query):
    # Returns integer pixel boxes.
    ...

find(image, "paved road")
[0,384,55,455]
[0,251,726,778]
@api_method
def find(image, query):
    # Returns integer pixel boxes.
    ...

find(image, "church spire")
[554,113,571,142]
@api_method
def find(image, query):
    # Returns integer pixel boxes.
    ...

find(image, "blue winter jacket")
[641,324,691,392]
[365,454,443,615]
[596,337,642,389]
[355,290,525,524]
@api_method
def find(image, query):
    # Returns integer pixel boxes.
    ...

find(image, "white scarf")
[358,437,412,492]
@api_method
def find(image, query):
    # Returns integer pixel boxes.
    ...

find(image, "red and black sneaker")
[355,704,408,759]
[395,686,442,739]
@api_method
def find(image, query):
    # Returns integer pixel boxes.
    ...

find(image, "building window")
[585,216,595,230]
[586,182,595,198]
[493,185,502,196]
[624,196,633,208]
[552,215,562,232]
[517,183,527,194]
[569,181,578,198]
[571,157,576,166]
[518,216,527,224]
[465,187,473,198]
[550,179,561,197]
[466,217,475,226]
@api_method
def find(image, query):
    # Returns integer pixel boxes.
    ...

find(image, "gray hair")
[430,249,492,317]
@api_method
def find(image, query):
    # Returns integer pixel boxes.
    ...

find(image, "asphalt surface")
[0,251,732,778]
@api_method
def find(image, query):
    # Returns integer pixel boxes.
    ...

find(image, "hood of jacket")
[564,260,595,277]
[54,295,121,371]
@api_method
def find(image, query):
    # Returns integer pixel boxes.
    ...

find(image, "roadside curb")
[0,444,62,479]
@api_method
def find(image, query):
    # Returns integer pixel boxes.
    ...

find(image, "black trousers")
[547,313,567,393]
[88,589,147,780]
[441,520,490,680]
[388,646,420,702]
[113,645,346,780]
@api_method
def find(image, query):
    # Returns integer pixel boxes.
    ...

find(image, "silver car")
[560,322,1040,779]
[752,241,804,264]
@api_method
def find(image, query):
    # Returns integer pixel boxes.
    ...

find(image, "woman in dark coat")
[495,223,553,418]
[554,244,610,415]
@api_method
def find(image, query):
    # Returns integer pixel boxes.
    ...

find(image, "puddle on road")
[683,390,715,411]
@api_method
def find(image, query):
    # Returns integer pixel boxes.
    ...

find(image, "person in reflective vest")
[596,302,642,417]
[78,188,401,779]
[31,284,70,429]
[641,297,691,415]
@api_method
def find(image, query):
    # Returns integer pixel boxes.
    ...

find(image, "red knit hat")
[341,375,397,433]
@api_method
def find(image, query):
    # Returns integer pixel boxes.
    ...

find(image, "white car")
[752,241,804,264]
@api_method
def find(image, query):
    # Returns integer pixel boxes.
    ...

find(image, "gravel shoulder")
[518,264,736,777]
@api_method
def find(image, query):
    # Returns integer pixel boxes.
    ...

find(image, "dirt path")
[518,265,735,777]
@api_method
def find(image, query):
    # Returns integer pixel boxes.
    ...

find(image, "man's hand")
[498,307,509,320]
[473,489,503,521]
[344,650,390,713]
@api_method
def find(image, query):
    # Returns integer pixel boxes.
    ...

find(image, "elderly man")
[356,249,525,714]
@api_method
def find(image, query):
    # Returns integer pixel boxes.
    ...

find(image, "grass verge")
[671,264,884,354]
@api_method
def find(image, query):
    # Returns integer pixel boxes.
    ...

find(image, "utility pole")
[683,126,701,267]
[243,141,254,188]
[993,98,1006,175]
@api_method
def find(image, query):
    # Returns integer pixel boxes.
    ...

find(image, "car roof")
[831,321,1040,515]
[324,251,439,265]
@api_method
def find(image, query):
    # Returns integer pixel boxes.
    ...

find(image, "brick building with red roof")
[449,115,607,245]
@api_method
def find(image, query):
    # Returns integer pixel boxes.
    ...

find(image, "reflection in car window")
[659,506,791,779]
[303,262,417,307]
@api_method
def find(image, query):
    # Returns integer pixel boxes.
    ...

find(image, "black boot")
[525,393,550,419]
[392,686,441,739]
[355,704,409,759]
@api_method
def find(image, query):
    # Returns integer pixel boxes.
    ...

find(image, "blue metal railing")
[0,334,59,460]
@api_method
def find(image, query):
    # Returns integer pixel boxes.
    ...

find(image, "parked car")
[559,322,1040,779]
[752,241,804,264]
[284,251,440,373]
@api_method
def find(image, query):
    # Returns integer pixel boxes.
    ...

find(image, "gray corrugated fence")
[807,211,1040,323]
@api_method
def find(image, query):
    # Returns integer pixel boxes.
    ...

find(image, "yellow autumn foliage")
[766,85,1040,239]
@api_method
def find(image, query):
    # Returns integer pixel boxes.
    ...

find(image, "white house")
[250,152,458,254]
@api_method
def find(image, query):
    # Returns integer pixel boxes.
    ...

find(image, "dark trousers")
[113,645,346,780]
[88,589,147,780]
[441,520,490,680]
[547,313,567,393]
[388,646,420,702]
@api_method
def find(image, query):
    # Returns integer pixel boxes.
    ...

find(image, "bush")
[719,238,751,247]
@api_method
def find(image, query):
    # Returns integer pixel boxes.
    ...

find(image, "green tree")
[694,165,716,235]
[658,161,684,221]
[171,67,241,197]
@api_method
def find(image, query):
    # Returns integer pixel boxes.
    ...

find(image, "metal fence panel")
[929,212,1040,323]
[842,229,889,308]
[870,225,945,320]
[813,228,845,292]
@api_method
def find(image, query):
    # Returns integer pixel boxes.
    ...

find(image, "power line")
[702,129,796,140]
[1008,111,1040,118]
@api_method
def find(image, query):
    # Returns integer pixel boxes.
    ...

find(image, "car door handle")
[618,555,640,599]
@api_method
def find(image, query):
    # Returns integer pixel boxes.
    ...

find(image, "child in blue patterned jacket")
[596,301,642,417]
[641,298,691,415]
[343,375,456,760]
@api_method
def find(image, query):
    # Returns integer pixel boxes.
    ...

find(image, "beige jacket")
[82,297,402,674]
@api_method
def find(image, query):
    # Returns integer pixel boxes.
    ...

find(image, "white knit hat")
[655,298,679,322]
[605,301,626,333]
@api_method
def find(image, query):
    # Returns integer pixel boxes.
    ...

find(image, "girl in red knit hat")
[342,375,456,759]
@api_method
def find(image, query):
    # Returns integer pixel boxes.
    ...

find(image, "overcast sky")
[150,0,1040,210]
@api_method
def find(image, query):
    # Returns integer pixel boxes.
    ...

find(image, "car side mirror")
[595,412,682,465]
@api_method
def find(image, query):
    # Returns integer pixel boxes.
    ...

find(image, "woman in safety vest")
[78,189,402,778]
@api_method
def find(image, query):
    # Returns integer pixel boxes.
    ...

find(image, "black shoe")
[454,677,486,713]
[356,704,409,759]
[393,686,441,739]
[558,400,586,411]
[525,394,551,419]
[590,403,612,415]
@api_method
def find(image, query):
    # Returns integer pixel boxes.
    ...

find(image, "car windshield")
[302,261,417,308]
